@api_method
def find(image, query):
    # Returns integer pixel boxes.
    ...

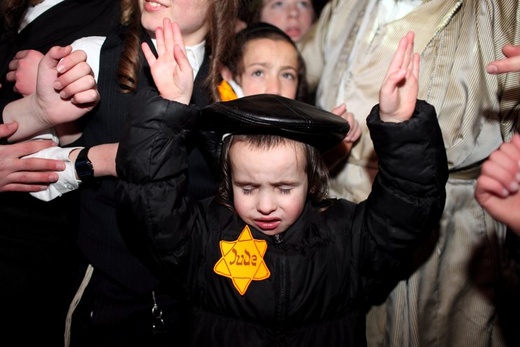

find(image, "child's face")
[230,140,308,236]
[236,38,299,99]
[139,0,210,45]
[260,0,315,42]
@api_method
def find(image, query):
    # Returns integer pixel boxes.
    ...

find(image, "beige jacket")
[300,1,520,346]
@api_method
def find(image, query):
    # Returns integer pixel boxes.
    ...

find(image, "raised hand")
[0,122,66,192]
[142,18,193,104]
[6,49,44,96]
[3,45,99,141]
[486,44,520,80]
[379,31,420,123]
[475,134,520,234]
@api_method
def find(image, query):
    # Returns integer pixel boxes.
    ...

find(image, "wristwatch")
[75,147,95,183]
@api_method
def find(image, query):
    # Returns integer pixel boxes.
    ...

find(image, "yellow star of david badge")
[213,225,270,295]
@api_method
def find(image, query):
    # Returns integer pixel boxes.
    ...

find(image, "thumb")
[40,45,73,73]
[0,121,18,138]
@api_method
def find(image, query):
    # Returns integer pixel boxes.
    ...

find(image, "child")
[218,22,306,101]
[115,31,448,346]
[218,22,361,151]
[246,0,316,43]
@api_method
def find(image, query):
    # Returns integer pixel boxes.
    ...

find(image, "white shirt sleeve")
[25,146,82,201]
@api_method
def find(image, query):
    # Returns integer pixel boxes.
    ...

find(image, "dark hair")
[216,134,329,209]
[223,22,308,101]
[118,0,238,101]
[1,0,39,32]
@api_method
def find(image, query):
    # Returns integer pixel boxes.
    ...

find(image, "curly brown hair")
[117,0,238,101]
[216,134,330,210]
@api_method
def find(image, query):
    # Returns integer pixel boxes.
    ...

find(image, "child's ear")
[220,66,234,82]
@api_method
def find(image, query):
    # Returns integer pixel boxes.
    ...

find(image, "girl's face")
[236,38,299,99]
[260,0,315,42]
[139,0,209,45]
[231,140,308,236]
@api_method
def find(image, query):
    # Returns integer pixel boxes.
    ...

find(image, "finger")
[386,32,410,77]
[18,157,66,172]
[0,182,51,193]
[0,122,18,138]
[6,140,57,158]
[70,88,100,107]
[56,63,96,96]
[412,52,420,80]
[502,44,520,59]
[142,42,157,66]
[56,49,87,75]
[43,45,73,72]
[163,18,175,54]
[402,31,414,72]
[476,175,510,198]
[8,57,19,72]
[172,21,187,55]
[174,44,192,74]
[155,26,165,55]
[481,151,519,193]
[330,104,346,116]
[13,50,30,59]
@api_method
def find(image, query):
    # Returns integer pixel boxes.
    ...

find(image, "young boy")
[115,31,448,346]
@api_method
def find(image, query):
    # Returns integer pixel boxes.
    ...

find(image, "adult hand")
[0,122,66,192]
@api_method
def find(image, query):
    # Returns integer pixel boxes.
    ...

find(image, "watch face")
[75,149,94,180]
[76,160,94,178]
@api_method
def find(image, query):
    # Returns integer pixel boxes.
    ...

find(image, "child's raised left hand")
[379,31,420,123]
[142,18,193,105]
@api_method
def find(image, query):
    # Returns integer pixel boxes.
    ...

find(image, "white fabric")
[25,146,82,201]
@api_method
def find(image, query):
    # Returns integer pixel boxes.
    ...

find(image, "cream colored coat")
[300,0,520,346]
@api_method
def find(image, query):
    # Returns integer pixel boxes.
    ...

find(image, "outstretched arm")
[378,31,420,123]
[475,134,520,234]
[142,18,193,104]
[3,46,99,142]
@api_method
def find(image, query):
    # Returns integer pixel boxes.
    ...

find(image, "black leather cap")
[199,94,349,153]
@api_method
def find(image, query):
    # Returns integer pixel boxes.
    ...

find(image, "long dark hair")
[118,0,238,101]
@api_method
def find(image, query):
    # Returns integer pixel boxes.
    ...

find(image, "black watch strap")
[75,147,95,183]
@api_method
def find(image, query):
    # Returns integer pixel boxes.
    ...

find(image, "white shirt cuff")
[23,146,82,201]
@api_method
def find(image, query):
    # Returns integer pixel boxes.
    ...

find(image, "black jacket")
[116,91,448,346]
[78,25,219,294]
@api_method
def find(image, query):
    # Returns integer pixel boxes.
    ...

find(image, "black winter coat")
[116,90,448,347]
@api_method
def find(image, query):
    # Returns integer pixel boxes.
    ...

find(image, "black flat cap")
[199,94,349,153]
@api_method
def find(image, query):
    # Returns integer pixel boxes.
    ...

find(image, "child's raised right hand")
[378,31,420,123]
[142,18,193,105]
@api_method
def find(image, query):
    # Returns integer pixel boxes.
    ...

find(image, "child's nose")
[265,79,281,95]
[256,193,276,214]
